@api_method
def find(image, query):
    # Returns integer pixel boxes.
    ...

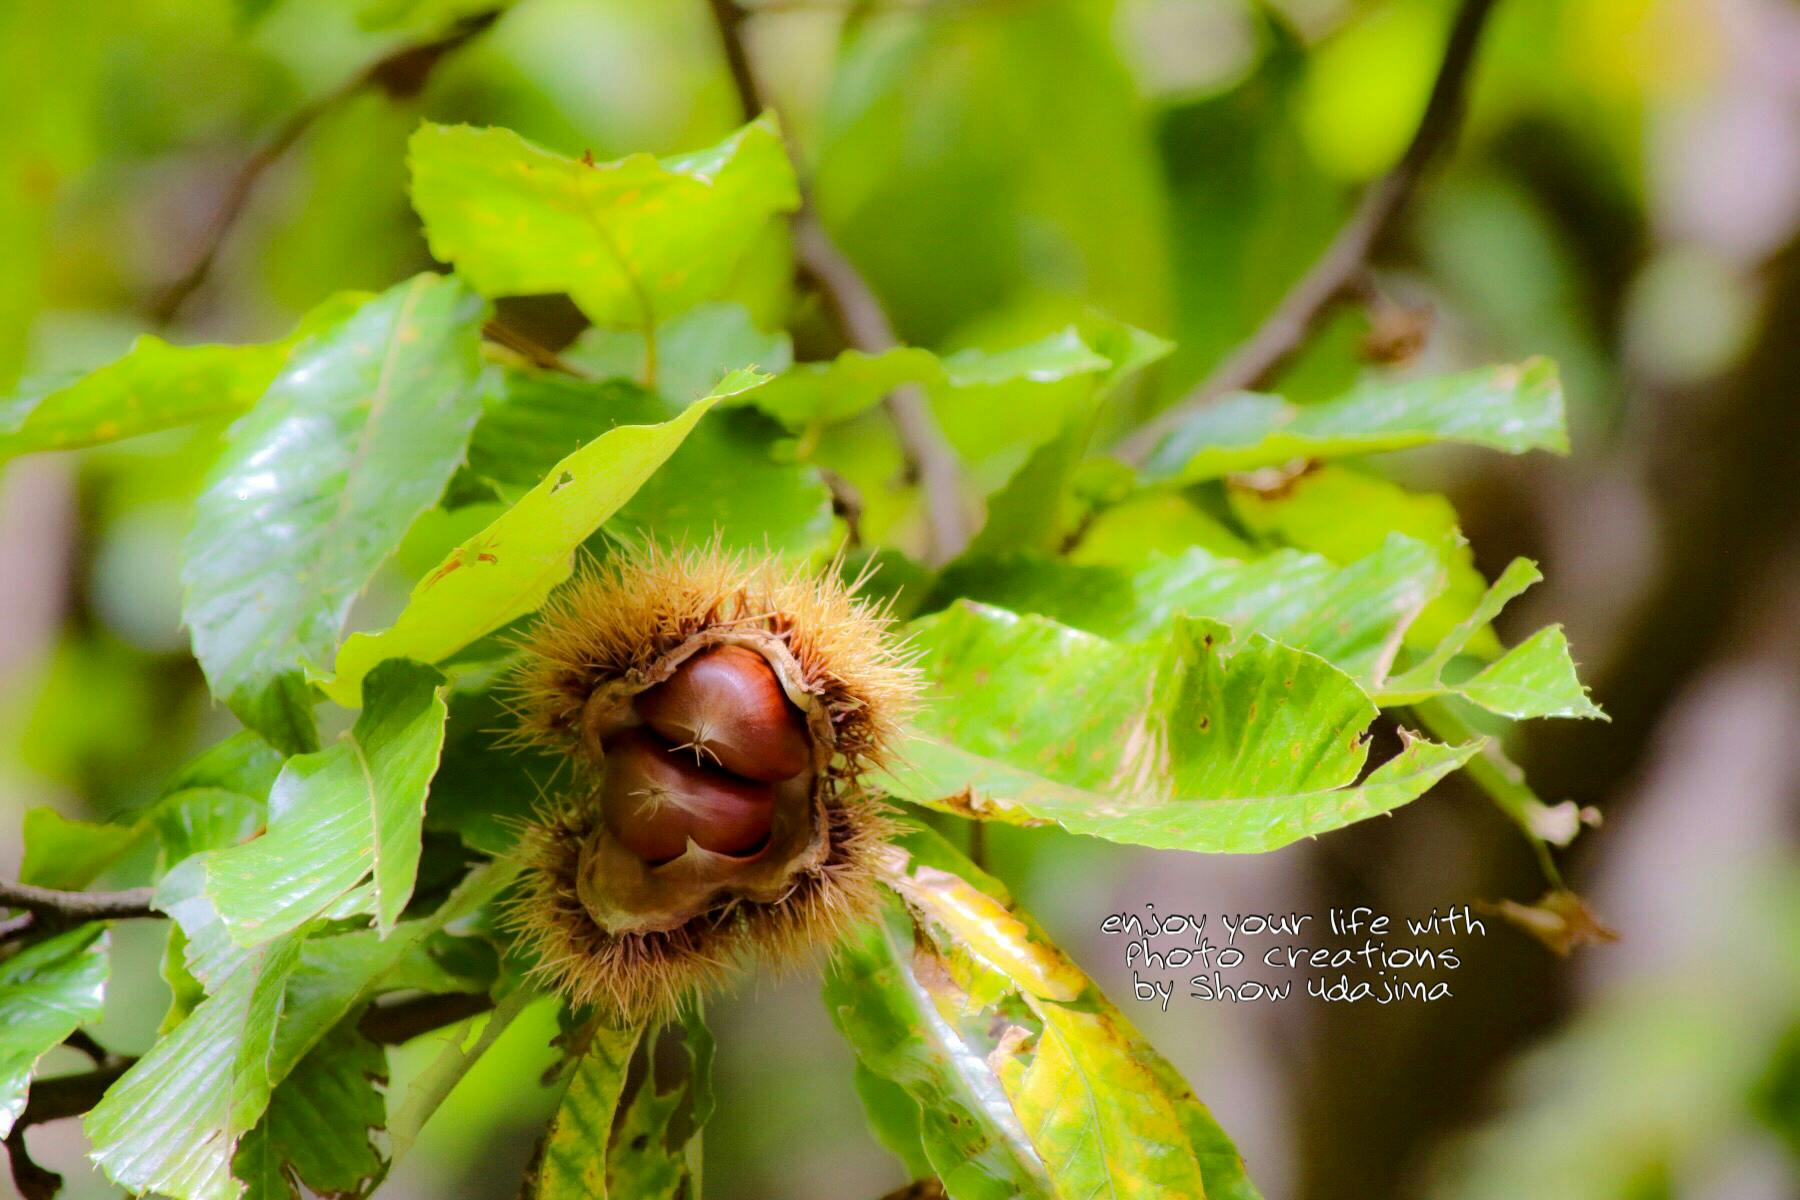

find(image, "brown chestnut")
[635,645,812,782]
[600,729,775,863]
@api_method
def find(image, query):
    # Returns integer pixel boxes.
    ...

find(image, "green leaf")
[1378,558,1603,719]
[741,328,1113,431]
[151,788,264,868]
[164,731,286,802]
[1228,464,1499,656]
[1455,626,1606,720]
[181,273,486,751]
[0,925,109,1138]
[233,1019,387,1200]
[850,1061,934,1182]
[930,533,1445,687]
[205,660,448,944]
[1143,358,1567,482]
[18,808,143,889]
[604,1068,687,1199]
[21,732,280,893]
[531,1024,642,1199]
[321,370,765,705]
[564,302,793,401]
[86,933,304,1200]
[425,687,561,854]
[600,1017,714,1200]
[964,415,1092,559]
[0,293,367,458]
[879,604,1476,851]
[459,369,831,556]
[1070,492,1253,566]
[408,116,799,328]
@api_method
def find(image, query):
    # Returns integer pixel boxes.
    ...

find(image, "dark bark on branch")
[5,1124,63,1200]
[1115,0,1501,466]
[706,0,971,563]
[0,879,157,921]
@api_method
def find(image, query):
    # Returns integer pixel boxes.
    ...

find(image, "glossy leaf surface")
[0,925,110,1138]
[205,660,449,943]
[181,273,485,749]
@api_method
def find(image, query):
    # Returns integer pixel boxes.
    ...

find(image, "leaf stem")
[1114,0,1501,466]
[1409,699,1567,888]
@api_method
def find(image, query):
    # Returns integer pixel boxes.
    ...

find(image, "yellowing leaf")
[531,1024,641,1200]
[828,829,1261,1200]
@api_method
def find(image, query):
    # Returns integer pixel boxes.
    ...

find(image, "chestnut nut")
[600,729,775,863]
[635,644,812,782]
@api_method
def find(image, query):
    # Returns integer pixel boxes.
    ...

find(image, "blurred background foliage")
[1,0,1795,1197]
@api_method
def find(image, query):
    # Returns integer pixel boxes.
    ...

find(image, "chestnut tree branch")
[707,0,971,564]
[0,879,157,921]
[1114,0,1501,466]
[149,10,502,325]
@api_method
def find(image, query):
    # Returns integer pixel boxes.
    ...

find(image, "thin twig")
[1115,0,1500,466]
[0,879,157,921]
[877,1179,948,1200]
[818,466,865,548]
[481,318,592,378]
[62,1030,111,1067]
[149,10,502,326]
[707,0,971,564]
[966,820,988,871]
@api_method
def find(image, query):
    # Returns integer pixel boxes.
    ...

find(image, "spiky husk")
[508,542,917,778]
[500,543,918,1020]
[502,791,896,1021]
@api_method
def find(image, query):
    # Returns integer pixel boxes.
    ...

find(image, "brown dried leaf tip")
[502,543,919,1020]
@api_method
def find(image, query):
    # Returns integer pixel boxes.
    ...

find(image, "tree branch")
[707,0,971,564]
[149,10,501,326]
[1114,0,1500,466]
[0,879,157,921]
[6,1124,62,1200]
